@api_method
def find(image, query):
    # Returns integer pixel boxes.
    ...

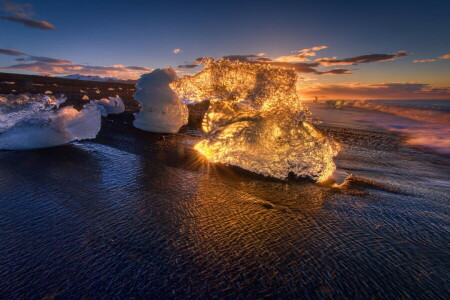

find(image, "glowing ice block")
[172,59,339,182]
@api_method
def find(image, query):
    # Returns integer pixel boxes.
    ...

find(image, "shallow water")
[0,125,449,299]
[307,102,450,155]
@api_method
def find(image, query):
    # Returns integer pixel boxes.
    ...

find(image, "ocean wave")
[342,100,450,124]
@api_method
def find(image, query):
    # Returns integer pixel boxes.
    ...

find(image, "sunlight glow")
[172,58,340,182]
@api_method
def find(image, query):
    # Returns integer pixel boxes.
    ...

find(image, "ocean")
[307,99,450,155]
[368,99,450,112]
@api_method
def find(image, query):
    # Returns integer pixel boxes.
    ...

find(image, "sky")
[0,0,449,99]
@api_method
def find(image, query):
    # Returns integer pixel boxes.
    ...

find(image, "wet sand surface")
[0,113,449,299]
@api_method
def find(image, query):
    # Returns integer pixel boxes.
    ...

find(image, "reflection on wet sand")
[0,123,448,298]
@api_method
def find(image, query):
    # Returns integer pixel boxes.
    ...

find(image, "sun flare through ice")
[171,58,340,182]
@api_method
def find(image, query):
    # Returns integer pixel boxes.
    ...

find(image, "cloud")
[0,48,71,64]
[0,0,55,30]
[315,51,411,66]
[0,16,55,29]
[126,66,153,71]
[412,53,450,63]
[177,64,199,69]
[1,0,32,16]
[274,46,327,63]
[0,48,26,56]
[413,59,438,63]
[173,48,182,54]
[178,57,203,69]
[1,62,153,79]
[0,48,152,80]
[301,82,450,99]
[17,55,72,64]
[315,68,352,75]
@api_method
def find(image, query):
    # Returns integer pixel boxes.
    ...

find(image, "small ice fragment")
[95,96,125,116]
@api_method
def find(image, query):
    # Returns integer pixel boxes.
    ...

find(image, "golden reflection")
[172,58,340,182]
[183,170,333,275]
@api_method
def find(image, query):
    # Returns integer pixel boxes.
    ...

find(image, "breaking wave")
[343,100,450,124]
[172,58,339,182]
[320,99,450,154]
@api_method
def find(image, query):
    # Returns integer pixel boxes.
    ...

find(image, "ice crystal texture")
[172,59,339,182]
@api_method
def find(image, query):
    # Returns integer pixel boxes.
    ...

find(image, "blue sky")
[1,0,449,99]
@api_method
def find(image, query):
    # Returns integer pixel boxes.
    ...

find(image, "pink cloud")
[413,59,438,63]
[0,49,153,80]
[301,82,450,100]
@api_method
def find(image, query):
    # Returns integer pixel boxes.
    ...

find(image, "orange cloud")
[412,53,450,63]
[274,46,327,62]
[301,82,450,100]
[0,48,152,80]
[413,59,438,63]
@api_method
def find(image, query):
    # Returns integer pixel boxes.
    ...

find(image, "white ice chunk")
[95,96,125,117]
[133,68,188,133]
[0,94,101,150]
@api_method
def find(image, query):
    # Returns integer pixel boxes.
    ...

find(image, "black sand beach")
[0,102,449,299]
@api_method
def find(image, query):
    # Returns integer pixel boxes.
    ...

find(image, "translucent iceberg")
[172,58,339,182]
[0,94,101,150]
[95,96,125,117]
[133,68,188,133]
